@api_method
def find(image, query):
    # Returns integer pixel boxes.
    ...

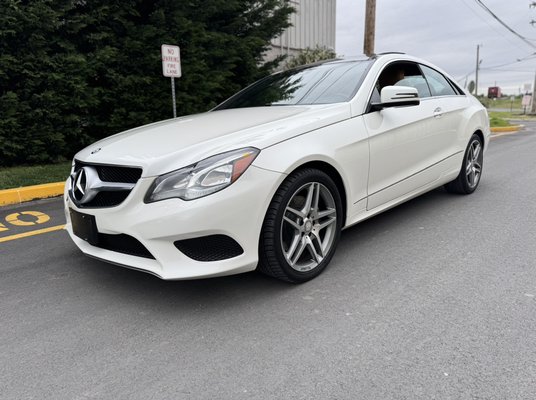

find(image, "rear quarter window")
[420,65,457,97]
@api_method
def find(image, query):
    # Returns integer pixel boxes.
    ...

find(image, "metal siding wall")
[272,0,336,53]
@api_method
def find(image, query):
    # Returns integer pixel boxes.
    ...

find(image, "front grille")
[74,160,142,183]
[97,233,155,259]
[72,160,142,208]
[174,235,244,262]
[85,191,131,208]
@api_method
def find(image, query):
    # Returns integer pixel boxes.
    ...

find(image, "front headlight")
[145,147,260,202]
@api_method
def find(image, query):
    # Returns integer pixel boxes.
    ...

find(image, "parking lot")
[1,129,535,399]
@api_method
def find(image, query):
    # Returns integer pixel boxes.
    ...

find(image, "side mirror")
[371,86,420,111]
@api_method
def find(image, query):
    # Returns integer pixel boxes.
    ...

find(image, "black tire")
[258,168,343,283]
[444,133,484,194]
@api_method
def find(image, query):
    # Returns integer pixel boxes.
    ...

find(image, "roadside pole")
[363,0,376,56]
[531,71,536,114]
[475,44,480,97]
[161,44,181,118]
[171,77,177,118]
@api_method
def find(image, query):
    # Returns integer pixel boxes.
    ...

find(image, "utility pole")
[475,44,481,97]
[530,71,536,114]
[363,0,376,56]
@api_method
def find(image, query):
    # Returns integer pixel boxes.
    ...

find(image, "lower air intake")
[174,235,244,262]
[98,233,155,259]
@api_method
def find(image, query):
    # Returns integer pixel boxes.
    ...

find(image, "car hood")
[75,104,351,176]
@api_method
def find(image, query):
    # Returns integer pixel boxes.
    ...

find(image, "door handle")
[433,107,443,118]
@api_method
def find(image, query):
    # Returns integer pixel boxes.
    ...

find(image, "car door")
[363,61,442,210]
[419,64,470,164]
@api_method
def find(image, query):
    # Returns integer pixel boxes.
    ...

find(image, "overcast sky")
[336,0,536,95]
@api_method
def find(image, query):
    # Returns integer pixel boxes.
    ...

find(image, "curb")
[0,182,65,207]
[490,125,522,133]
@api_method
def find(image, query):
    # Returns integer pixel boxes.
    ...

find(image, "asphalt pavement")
[1,128,536,399]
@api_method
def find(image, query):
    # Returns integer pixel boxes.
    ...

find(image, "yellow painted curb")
[490,125,522,133]
[0,182,65,207]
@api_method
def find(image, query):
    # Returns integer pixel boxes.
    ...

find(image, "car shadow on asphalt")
[71,185,484,311]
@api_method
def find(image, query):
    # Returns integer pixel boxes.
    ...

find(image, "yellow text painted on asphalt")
[5,211,51,226]
[0,210,64,243]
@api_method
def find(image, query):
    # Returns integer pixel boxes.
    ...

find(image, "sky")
[336,0,536,95]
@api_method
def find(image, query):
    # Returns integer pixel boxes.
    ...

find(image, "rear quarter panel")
[460,96,491,151]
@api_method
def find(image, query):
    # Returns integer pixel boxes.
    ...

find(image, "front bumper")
[64,165,285,280]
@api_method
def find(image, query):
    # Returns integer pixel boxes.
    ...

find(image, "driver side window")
[371,62,431,103]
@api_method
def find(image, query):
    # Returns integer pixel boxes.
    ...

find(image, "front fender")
[253,116,370,221]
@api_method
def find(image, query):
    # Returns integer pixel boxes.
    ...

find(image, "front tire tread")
[258,168,342,283]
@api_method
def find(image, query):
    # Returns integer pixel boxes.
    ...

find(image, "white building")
[266,0,337,61]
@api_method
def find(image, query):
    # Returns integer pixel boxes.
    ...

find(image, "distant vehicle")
[65,53,490,283]
[488,86,502,99]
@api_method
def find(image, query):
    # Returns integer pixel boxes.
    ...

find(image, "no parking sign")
[161,44,181,118]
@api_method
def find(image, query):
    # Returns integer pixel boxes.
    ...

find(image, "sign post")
[171,77,177,118]
[161,44,181,118]
[522,94,531,114]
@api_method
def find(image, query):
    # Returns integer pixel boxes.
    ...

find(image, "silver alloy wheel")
[280,182,337,272]
[466,139,483,188]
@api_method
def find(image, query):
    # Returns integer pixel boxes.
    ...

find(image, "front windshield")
[214,60,372,110]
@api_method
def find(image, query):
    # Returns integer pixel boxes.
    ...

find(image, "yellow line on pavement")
[0,224,65,243]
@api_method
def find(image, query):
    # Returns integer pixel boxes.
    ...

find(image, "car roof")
[295,53,424,71]
[314,53,455,79]
[319,53,424,64]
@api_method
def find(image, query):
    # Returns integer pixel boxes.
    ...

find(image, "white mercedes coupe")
[65,53,489,283]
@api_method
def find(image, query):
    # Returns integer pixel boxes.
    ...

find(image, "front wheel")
[445,134,484,194]
[258,169,343,283]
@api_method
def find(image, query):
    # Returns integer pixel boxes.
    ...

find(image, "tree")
[0,0,95,164]
[285,45,337,70]
[0,0,294,166]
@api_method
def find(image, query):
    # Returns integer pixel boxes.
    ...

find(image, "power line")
[459,0,526,52]
[481,68,535,72]
[455,53,536,82]
[456,69,476,82]
[472,0,536,49]
[482,53,536,70]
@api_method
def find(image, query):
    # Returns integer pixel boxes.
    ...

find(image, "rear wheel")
[445,134,483,194]
[258,169,343,283]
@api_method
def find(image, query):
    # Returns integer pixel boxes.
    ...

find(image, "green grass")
[489,115,510,127]
[488,111,512,127]
[480,96,523,111]
[488,110,515,119]
[0,162,71,190]
[488,110,536,126]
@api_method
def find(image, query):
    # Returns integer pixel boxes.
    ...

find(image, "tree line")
[0,0,293,166]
